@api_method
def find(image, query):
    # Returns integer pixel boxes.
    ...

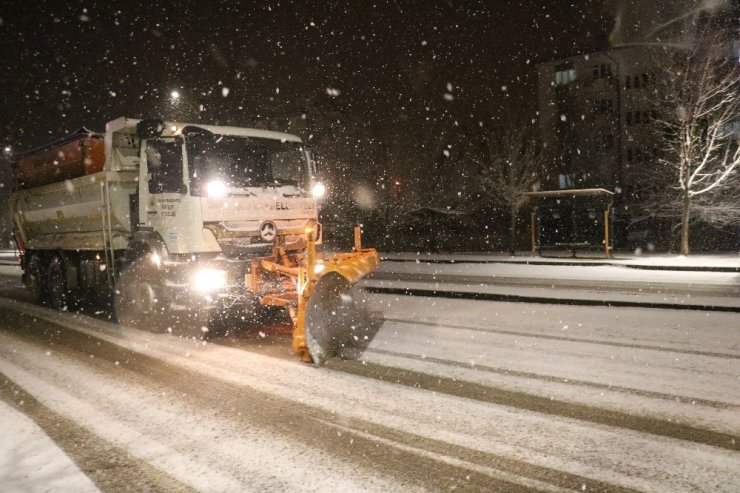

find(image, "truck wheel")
[114,258,167,332]
[48,255,73,311]
[26,254,48,305]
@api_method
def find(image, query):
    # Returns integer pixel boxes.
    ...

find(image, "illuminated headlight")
[311,182,326,198]
[314,263,325,275]
[205,180,228,198]
[191,268,227,293]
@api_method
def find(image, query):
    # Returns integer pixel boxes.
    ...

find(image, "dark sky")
[0,0,616,151]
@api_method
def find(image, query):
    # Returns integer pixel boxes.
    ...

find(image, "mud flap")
[304,273,380,365]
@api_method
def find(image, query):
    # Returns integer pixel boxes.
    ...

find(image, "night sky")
[1,0,619,152]
[0,0,717,205]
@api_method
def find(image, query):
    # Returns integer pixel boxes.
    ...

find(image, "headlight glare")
[205,180,228,198]
[191,268,227,293]
[311,182,326,198]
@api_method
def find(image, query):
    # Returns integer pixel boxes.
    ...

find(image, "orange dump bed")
[15,132,105,189]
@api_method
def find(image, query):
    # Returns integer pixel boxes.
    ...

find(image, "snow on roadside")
[0,400,100,493]
[361,277,740,308]
[377,259,739,289]
[383,252,740,269]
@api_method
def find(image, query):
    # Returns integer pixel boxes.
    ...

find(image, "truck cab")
[114,118,325,321]
[129,118,322,257]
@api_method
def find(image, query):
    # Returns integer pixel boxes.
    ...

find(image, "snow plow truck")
[10,117,380,365]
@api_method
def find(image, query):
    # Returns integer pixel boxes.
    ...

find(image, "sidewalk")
[365,252,740,310]
[381,252,740,271]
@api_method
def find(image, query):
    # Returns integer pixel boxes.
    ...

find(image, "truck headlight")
[205,180,228,198]
[191,268,227,293]
[311,182,326,198]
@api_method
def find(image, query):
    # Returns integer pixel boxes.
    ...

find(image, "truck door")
[139,137,187,235]
[145,138,186,195]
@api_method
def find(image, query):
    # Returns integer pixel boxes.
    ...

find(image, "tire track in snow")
[325,358,739,452]
[0,373,196,493]
[380,317,740,361]
[365,346,737,410]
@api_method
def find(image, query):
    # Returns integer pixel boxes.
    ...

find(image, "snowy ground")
[1,299,738,491]
[0,256,738,491]
[0,401,99,493]
[382,251,740,269]
[367,252,740,309]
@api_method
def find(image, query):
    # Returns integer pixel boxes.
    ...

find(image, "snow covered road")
[1,288,738,492]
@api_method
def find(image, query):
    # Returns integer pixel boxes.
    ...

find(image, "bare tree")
[649,30,740,255]
[480,125,541,254]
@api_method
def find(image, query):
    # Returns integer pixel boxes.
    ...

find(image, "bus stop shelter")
[524,188,615,258]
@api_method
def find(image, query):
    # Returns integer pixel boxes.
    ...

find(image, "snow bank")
[0,400,99,493]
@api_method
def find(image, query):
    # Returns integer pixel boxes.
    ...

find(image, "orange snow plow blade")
[298,250,381,365]
[257,225,381,365]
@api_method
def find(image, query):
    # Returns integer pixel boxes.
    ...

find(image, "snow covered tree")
[648,30,740,255]
[480,125,541,255]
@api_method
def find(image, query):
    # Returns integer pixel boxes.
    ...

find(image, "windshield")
[186,134,308,194]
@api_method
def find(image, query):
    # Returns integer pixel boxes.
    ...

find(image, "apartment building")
[536,46,664,200]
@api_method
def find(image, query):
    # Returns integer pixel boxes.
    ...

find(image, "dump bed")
[14,128,105,190]
[11,128,137,252]
[11,171,138,251]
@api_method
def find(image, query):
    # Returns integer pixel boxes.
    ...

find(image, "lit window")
[555,68,576,86]
[559,174,575,189]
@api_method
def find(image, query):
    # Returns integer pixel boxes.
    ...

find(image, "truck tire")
[26,254,48,305]
[114,258,167,332]
[47,255,72,311]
